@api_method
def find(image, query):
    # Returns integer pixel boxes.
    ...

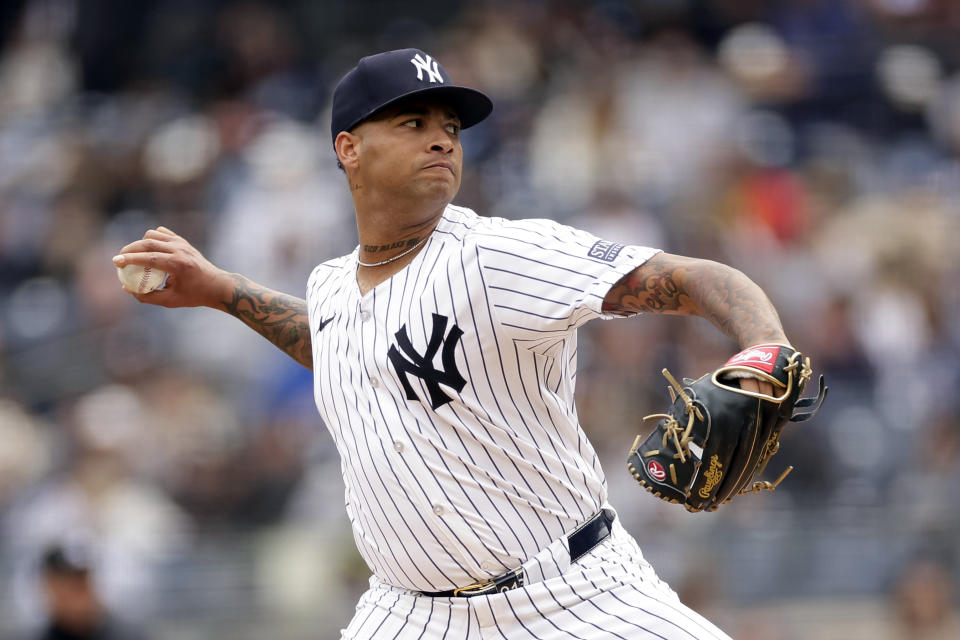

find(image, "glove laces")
[642,368,703,463]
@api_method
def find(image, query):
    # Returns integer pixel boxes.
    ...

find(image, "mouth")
[422,162,456,175]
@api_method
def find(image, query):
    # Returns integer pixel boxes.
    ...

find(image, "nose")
[427,122,455,154]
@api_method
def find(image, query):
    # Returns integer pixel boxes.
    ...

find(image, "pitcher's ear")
[335,131,361,171]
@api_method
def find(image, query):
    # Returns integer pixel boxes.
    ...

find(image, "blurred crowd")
[1,0,959,638]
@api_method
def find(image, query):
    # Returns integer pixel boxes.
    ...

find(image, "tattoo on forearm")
[219,275,312,369]
[682,262,786,346]
[603,256,786,346]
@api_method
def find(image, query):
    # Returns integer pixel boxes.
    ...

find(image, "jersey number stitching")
[387,313,466,409]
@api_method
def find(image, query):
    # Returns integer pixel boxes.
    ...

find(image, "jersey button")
[360,311,371,321]
[393,440,404,452]
[369,377,380,388]
[432,504,445,516]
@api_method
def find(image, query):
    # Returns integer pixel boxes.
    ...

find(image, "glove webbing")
[641,369,702,464]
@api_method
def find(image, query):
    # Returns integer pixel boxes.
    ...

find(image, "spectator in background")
[4,385,190,630]
[887,557,960,640]
[32,543,147,640]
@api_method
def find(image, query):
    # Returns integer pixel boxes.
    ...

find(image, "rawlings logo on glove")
[627,344,828,512]
[725,345,779,371]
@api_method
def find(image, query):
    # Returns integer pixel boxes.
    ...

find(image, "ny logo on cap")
[410,53,444,83]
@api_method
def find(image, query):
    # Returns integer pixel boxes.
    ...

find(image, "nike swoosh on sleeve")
[317,317,334,332]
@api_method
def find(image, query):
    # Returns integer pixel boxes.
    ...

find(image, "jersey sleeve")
[473,218,660,347]
[305,257,349,337]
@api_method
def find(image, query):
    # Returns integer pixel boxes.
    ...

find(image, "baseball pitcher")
[114,49,824,639]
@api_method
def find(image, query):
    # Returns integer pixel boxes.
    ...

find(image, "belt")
[422,508,615,598]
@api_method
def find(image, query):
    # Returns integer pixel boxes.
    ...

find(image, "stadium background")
[1,0,958,638]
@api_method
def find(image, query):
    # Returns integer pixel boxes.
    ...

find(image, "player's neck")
[353,192,447,252]
[352,197,446,295]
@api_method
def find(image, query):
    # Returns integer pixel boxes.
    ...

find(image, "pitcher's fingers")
[156,226,178,236]
[739,377,775,397]
[739,377,760,394]
[112,251,175,269]
[132,287,178,307]
[144,229,178,241]
[118,237,176,255]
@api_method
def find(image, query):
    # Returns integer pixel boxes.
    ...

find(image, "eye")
[403,119,421,128]
[445,123,460,135]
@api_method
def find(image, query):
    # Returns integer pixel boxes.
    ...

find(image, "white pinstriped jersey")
[306,204,660,593]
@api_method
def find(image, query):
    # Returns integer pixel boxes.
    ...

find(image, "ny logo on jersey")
[410,53,444,83]
[388,313,465,409]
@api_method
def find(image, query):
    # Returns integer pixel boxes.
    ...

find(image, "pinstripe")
[488,285,569,307]
[407,402,537,563]
[485,334,569,517]
[510,342,587,520]
[529,356,590,519]
[370,278,488,574]
[414,250,548,562]
[345,590,388,639]
[484,595,513,640]
[503,593,553,640]
[564,306,599,333]
[379,279,519,569]
[475,233,614,268]
[363,286,480,581]
[580,531,730,639]
[413,597,434,640]
[352,282,472,587]
[618,584,719,640]
[343,354,432,584]
[363,591,403,639]
[432,227,464,240]
[389,594,418,640]
[439,597,453,640]
[320,299,417,586]
[438,268,543,558]
[465,245,574,538]
[438,281,572,553]
[467,213,607,252]
[493,304,573,321]
[551,572,674,640]
[499,322,570,334]
[477,245,594,277]
[469,267,562,540]
[311,206,715,640]
[537,577,635,640]
[342,303,442,587]
[614,578,728,640]
[543,356,558,394]
[516,335,564,353]
[482,265,586,293]
[312,208,648,588]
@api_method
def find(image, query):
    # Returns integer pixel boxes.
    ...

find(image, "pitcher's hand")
[113,227,233,309]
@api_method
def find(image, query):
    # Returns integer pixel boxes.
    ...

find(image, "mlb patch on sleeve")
[588,239,624,262]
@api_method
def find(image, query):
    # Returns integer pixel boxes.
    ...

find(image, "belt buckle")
[452,567,525,597]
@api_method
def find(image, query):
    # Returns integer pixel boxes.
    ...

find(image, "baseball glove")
[627,344,827,512]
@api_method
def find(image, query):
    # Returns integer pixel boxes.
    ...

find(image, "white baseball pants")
[340,516,733,640]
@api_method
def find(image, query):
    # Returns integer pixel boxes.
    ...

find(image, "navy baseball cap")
[330,48,493,144]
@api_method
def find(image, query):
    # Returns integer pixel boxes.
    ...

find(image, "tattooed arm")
[113,226,313,370]
[602,252,788,348]
[217,275,312,369]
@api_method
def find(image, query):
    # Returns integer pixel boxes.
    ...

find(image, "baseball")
[116,264,168,294]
